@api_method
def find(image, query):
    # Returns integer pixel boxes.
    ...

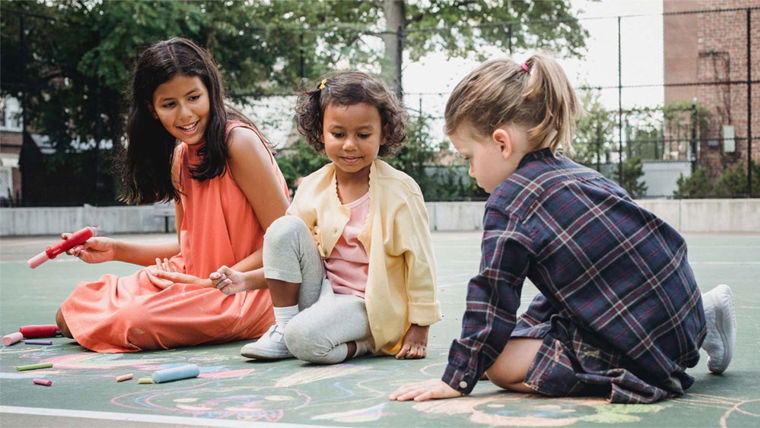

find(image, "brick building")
[663,0,759,177]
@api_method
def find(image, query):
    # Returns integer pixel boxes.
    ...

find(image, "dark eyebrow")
[157,88,201,103]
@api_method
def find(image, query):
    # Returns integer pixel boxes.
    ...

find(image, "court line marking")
[0,405,333,428]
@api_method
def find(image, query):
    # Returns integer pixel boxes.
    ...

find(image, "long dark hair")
[121,37,257,204]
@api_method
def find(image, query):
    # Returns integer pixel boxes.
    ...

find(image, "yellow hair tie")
[319,79,327,90]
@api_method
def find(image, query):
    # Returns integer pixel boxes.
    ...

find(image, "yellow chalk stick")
[138,377,153,384]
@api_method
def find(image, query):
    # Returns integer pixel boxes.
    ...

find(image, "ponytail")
[521,54,580,153]
[445,53,581,154]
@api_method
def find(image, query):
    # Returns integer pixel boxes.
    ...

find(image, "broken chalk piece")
[3,332,23,346]
[138,377,154,384]
[152,364,200,383]
[16,362,53,371]
[116,374,134,382]
[24,339,53,345]
[33,379,53,387]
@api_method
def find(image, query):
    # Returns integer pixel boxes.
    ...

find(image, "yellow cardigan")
[287,159,441,354]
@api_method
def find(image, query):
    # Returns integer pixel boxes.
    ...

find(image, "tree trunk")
[382,0,405,99]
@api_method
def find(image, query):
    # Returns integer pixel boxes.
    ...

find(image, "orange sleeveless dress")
[60,122,284,352]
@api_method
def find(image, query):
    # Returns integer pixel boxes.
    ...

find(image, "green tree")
[714,161,760,197]
[573,90,616,171]
[1,0,588,205]
[381,0,588,95]
[620,157,647,199]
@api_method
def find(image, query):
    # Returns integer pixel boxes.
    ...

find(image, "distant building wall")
[663,0,760,176]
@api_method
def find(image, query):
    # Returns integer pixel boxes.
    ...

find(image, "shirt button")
[459,381,468,389]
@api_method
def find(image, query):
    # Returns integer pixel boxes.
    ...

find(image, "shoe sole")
[240,344,293,360]
[708,284,736,374]
[240,351,292,360]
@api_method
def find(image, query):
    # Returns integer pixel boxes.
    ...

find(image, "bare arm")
[68,236,179,266]
[224,126,289,274]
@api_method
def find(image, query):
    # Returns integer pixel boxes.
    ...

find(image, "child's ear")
[492,128,513,160]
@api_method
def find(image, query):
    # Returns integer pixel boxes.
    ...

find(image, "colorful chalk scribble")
[110,382,310,422]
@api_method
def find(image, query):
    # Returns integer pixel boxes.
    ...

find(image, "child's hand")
[66,235,115,264]
[389,379,462,401]
[210,265,250,295]
[395,324,429,359]
[148,258,212,290]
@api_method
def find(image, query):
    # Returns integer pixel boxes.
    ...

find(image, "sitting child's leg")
[285,292,372,364]
[241,216,326,360]
[701,284,736,374]
[485,338,542,393]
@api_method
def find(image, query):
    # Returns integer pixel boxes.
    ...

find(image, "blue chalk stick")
[151,364,200,383]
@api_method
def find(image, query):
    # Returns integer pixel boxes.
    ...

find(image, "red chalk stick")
[28,227,95,268]
[19,325,60,338]
[33,379,52,387]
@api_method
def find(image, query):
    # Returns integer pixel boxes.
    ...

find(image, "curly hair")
[295,71,407,157]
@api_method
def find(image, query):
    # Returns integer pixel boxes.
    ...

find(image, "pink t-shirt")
[324,191,370,297]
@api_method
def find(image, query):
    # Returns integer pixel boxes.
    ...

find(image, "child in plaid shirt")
[390,54,736,404]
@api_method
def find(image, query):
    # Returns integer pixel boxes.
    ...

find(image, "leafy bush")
[674,167,713,197]
[674,161,759,198]
[714,161,760,197]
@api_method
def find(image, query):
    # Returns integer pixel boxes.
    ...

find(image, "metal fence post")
[691,100,698,173]
[617,16,623,184]
[747,8,753,197]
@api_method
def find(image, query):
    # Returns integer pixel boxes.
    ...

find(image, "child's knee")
[264,216,308,247]
[284,318,330,362]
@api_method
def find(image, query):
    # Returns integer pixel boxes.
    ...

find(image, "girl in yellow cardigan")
[211,71,441,363]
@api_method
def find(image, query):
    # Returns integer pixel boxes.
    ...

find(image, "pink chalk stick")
[3,332,23,346]
[27,252,49,269]
[33,378,52,387]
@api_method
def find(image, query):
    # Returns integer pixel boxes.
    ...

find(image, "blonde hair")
[445,54,580,154]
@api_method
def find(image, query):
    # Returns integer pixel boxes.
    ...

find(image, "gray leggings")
[262,215,372,364]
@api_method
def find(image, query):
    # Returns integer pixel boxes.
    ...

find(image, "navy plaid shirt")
[442,149,705,402]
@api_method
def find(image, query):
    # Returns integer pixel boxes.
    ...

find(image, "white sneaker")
[240,324,293,360]
[701,284,736,374]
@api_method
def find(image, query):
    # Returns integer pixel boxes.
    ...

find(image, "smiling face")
[151,74,210,145]
[322,102,385,183]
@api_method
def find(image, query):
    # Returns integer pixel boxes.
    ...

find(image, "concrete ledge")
[1,199,758,236]
[0,205,171,236]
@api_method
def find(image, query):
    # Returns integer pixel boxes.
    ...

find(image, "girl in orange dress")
[55,38,288,352]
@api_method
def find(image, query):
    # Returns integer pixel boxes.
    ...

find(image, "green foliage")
[1,0,588,205]
[403,0,588,61]
[620,157,647,199]
[714,161,760,197]
[274,139,330,190]
[674,161,759,198]
[385,113,439,192]
[573,90,616,168]
[674,168,713,198]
